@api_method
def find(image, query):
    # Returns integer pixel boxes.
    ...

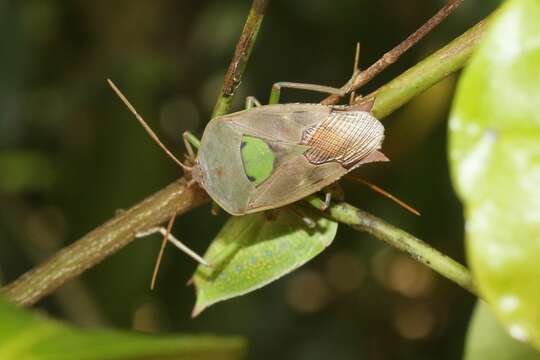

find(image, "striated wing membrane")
[302,110,384,169]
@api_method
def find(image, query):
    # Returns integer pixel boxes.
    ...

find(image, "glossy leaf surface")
[464,302,539,360]
[449,0,540,348]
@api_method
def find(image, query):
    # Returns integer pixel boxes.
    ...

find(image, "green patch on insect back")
[191,207,338,316]
[240,135,275,186]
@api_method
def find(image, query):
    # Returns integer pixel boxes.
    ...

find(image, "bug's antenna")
[107,79,190,171]
[150,214,175,290]
[350,42,361,105]
[136,216,210,290]
[347,175,421,216]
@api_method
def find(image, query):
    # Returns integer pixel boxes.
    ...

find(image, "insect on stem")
[347,175,421,216]
[107,79,191,171]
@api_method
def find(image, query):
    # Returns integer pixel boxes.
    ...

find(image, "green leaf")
[449,0,540,349]
[464,302,540,360]
[0,297,245,360]
[192,207,338,316]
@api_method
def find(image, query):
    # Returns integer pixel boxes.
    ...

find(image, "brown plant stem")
[322,0,465,105]
[212,0,270,118]
[369,18,487,119]
[307,197,478,296]
[2,180,209,306]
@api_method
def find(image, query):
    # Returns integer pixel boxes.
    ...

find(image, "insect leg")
[245,96,262,109]
[136,226,210,267]
[289,207,316,229]
[310,191,333,212]
[268,82,346,105]
[267,43,361,105]
[302,184,345,213]
[211,202,222,216]
[183,131,200,161]
[322,191,332,211]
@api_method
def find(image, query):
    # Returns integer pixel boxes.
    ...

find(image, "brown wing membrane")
[301,109,384,169]
[246,109,387,213]
[246,154,346,213]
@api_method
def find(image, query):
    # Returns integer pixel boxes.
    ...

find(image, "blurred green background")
[0,1,499,359]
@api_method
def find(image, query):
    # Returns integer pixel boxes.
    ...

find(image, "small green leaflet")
[192,207,338,316]
[449,0,540,349]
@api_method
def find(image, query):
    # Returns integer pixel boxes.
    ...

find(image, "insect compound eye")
[239,135,275,186]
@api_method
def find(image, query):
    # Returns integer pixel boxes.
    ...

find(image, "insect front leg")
[268,82,346,105]
[245,96,262,109]
[182,131,201,162]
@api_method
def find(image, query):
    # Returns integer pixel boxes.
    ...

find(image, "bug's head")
[189,162,205,189]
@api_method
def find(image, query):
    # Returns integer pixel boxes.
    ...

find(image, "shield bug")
[193,101,387,215]
[108,80,387,216]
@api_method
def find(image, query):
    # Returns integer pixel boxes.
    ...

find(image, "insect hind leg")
[267,43,364,105]
[268,82,346,105]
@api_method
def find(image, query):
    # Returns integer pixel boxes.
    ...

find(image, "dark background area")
[0,1,499,359]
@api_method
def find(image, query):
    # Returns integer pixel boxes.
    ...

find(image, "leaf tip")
[191,303,206,318]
